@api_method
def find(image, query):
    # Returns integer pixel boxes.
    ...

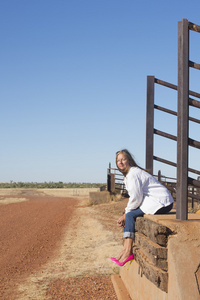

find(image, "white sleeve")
[125,173,144,213]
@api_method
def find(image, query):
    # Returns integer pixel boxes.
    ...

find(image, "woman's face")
[116,153,130,173]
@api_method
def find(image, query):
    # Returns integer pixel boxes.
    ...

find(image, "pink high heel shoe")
[110,254,134,266]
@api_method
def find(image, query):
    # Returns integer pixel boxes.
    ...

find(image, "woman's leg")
[123,208,144,239]
[116,238,133,261]
[119,208,144,262]
[155,203,173,215]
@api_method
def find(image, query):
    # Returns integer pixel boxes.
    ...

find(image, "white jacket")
[124,167,174,214]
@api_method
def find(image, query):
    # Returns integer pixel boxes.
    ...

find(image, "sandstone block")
[135,232,168,271]
[135,217,173,247]
[133,247,168,292]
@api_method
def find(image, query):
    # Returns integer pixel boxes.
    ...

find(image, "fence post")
[107,163,111,192]
[107,163,115,192]
[158,170,161,182]
[176,19,189,220]
[146,76,155,175]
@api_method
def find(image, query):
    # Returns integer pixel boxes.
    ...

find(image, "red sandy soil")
[0,193,125,299]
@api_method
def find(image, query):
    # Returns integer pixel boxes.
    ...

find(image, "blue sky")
[0,0,199,183]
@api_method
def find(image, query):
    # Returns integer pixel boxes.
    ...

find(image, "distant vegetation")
[0,182,106,189]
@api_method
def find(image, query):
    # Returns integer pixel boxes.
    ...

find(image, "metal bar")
[189,116,200,124]
[153,156,177,168]
[188,138,200,149]
[191,187,194,208]
[155,104,199,123]
[188,168,200,176]
[154,78,177,91]
[158,170,161,182]
[155,77,200,99]
[110,173,115,192]
[189,97,200,108]
[151,135,200,150]
[177,19,189,220]
[107,173,111,192]
[154,105,177,116]
[146,76,155,175]
[188,192,200,201]
[189,169,200,176]
[107,168,115,192]
[189,60,200,70]
[188,21,200,33]
[154,129,177,141]
[158,174,177,180]
[188,177,200,187]
[189,90,200,99]
[108,167,123,174]
[153,155,200,176]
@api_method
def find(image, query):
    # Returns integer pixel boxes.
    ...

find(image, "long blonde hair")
[116,149,139,175]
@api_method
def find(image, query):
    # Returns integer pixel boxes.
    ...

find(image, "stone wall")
[133,217,173,292]
[119,212,200,300]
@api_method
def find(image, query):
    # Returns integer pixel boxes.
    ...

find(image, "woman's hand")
[117,214,125,228]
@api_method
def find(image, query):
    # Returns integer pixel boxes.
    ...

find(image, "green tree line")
[0,181,106,189]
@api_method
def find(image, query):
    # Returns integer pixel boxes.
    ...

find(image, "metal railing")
[146,19,200,220]
[107,163,127,195]
[107,19,200,220]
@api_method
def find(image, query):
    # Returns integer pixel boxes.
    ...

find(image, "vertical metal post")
[191,187,194,209]
[107,163,111,192]
[177,19,189,220]
[146,76,155,175]
[110,173,115,192]
[107,163,115,192]
[158,170,161,182]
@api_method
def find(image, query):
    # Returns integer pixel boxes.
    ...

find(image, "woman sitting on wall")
[110,149,174,266]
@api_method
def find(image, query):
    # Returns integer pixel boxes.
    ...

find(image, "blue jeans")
[123,208,144,239]
[123,203,173,239]
[155,202,173,214]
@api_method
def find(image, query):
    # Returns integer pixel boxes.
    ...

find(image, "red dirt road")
[0,196,78,299]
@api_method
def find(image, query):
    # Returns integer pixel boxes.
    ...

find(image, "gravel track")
[0,191,126,299]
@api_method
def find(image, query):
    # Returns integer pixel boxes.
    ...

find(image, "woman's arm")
[125,171,144,213]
